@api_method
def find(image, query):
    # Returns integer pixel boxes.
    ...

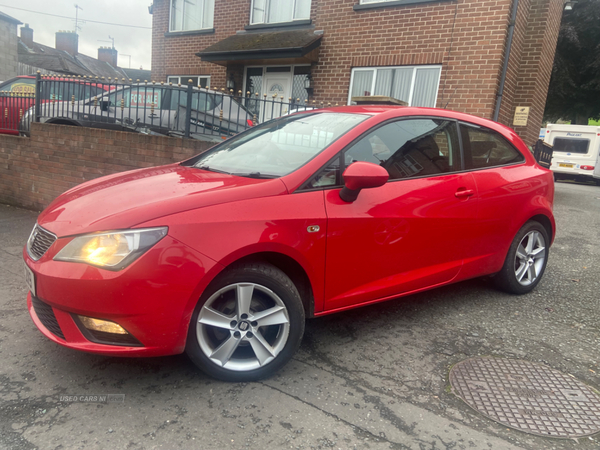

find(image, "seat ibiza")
[23,106,555,381]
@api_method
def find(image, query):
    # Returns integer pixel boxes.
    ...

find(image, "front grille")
[27,225,57,260]
[31,296,65,340]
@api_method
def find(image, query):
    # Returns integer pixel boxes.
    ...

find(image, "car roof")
[296,105,517,137]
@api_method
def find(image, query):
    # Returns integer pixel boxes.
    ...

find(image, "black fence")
[533,139,553,169]
[0,90,35,136]
[15,73,320,141]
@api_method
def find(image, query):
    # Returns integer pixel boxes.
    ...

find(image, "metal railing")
[16,73,326,141]
[1,91,35,135]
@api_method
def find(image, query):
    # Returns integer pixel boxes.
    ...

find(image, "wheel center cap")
[238,321,250,331]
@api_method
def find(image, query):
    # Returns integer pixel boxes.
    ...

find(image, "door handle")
[455,189,475,199]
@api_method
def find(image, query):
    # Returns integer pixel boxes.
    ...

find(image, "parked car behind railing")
[0,75,110,136]
[20,75,316,141]
[20,79,257,141]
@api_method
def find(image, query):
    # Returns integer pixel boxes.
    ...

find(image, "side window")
[461,124,525,169]
[344,118,460,181]
[169,90,214,111]
[125,88,162,109]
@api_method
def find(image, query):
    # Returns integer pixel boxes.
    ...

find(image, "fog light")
[580,165,594,170]
[78,316,128,334]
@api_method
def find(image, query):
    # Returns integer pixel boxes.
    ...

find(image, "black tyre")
[494,221,549,295]
[186,262,305,382]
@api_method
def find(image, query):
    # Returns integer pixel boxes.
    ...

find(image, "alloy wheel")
[514,230,546,286]
[196,283,290,371]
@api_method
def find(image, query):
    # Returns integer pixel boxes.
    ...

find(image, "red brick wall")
[510,0,563,146]
[0,123,212,211]
[151,0,562,143]
[151,0,252,88]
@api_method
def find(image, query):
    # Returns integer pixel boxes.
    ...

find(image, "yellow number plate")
[558,163,574,168]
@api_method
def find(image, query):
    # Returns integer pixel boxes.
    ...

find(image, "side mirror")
[340,161,389,202]
[99,100,111,112]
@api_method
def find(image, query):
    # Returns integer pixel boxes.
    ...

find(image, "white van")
[544,124,600,185]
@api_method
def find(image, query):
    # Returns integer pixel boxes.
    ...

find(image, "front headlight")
[54,227,168,270]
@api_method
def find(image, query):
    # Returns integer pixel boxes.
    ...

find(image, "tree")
[544,0,600,124]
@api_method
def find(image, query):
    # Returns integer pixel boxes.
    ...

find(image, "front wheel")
[494,221,549,295]
[186,263,305,382]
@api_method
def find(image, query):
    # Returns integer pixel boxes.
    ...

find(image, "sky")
[0,0,153,70]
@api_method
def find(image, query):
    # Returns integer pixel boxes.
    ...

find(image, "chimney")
[98,47,118,67]
[55,31,78,56]
[20,24,34,47]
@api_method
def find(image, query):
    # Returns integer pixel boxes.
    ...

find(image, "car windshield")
[189,112,369,178]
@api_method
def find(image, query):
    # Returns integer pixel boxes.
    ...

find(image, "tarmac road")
[0,180,599,450]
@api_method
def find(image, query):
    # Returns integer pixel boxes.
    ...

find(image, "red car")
[0,75,109,135]
[23,106,555,381]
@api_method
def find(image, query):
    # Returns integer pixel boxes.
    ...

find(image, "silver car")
[21,83,254,140]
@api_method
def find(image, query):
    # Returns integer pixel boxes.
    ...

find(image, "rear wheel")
[186,263,305,382]
[494,221,549,295]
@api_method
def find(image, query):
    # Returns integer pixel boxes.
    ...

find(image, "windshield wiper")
[230,172,278,179]
[196,165,231,175]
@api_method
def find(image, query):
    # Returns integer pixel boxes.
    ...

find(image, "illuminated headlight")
[54,227,168,270]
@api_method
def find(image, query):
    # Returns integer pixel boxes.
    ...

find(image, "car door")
[457,121,530,278]
[317,118,479,311]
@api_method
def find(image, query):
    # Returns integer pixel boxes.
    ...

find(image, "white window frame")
[169,0,214,32]
[250,0,311,25]
[167,75,211,88]
[347,65,442,107]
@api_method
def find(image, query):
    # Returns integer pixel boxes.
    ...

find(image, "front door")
[321,118,479,312]
[262,73,292,121]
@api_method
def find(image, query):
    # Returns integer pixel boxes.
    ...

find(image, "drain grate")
[450,357,600,438]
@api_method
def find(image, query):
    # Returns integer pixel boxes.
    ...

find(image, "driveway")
[1,181,599,450]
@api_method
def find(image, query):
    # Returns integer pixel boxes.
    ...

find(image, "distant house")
[122,67,152,82]
[18,25,131,80]
[0,11,21,82]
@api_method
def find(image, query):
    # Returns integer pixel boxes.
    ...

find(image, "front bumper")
[24,234,220,357]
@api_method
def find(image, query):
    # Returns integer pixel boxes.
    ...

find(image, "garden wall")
[0,123,213,211]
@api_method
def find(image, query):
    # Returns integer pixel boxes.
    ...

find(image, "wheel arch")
[528,213,555,244]
[46,118,81,127]
[221,252,315,318]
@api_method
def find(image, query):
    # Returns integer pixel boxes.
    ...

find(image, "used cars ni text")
[24,106,555,381]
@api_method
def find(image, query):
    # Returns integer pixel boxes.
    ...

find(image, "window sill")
[164,28,215,37]
[353,0,453,11]
[244,19,312,31]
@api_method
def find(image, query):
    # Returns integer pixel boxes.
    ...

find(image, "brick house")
[0,11,21,82]
[150,0,564,145]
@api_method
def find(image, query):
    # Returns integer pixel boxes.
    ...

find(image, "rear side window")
[461,124,524,169]
[169,90,214,112]
[127,88,163,109]
[42,83,105,101]
[553,137,590,154]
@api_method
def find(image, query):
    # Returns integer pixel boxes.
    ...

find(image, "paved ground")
[0,181,599,450]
